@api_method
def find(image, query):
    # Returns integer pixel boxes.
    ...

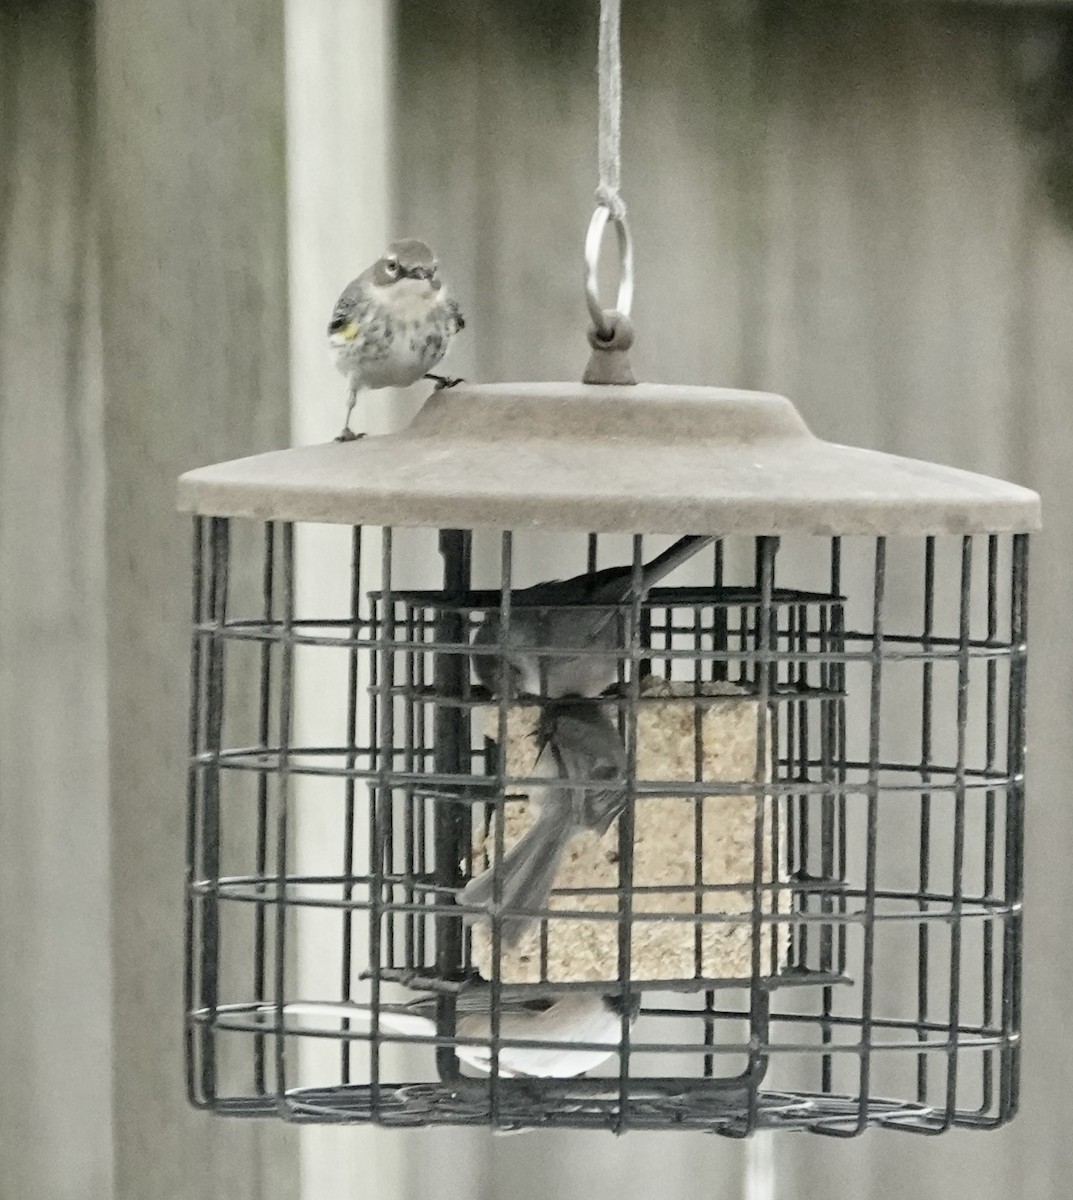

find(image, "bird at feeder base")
[326,238,466,442]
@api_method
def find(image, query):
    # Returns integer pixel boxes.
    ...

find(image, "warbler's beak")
[402,266,432,281]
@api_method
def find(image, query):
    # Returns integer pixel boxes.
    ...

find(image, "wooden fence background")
[2,1,1071,1197]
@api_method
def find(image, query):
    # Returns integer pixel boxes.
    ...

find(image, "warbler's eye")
[384,257,399,277]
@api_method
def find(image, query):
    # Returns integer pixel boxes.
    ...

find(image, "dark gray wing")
[327,266,375,333]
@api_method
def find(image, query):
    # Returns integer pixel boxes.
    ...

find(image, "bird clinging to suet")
[461,700,629,948]
[327,238,465,441]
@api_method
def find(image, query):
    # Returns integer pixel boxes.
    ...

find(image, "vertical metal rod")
[184,516,206,1106]
[711,539,727,683]
[855,537,886,1133]
[793,602,809,975]
[747,536,777,1131]
[702,987,717,1081]
[980,535,999,1112]
[1001,533,1029,1119]
[415,607,429,969]
[817,540,840,1095]
[197,516,230,1104]
[614,534,645,1133]
[488,531,513,1118]
[253,522,276,1094]
[369,527,395,1118]
[402,602,417,977]
[339,525,363,1084]
[916,536,936,1103]
[272,522,295,1115]
[820,537,845,1096]
[703,540,726,1076]
[832,539,847,979]
[785,605,798,966]
[433,529,471,1081]
[942,536,973,1128]
[693,597,705,982]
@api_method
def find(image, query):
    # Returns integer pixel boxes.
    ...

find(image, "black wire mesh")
[185,519,1028,1135]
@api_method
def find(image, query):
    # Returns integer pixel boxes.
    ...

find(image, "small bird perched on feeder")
[327,238,465,442]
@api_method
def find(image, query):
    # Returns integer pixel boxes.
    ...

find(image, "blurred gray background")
[1,0,1069,1197]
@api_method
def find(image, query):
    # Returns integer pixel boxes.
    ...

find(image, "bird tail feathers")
[460,810,572,949]
[640,534,718,591]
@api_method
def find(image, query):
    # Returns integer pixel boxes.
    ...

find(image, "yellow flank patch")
[342,320,360,341]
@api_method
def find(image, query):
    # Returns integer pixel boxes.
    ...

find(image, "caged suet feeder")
[179,1,1039,1138]
[180,381,1039,1136]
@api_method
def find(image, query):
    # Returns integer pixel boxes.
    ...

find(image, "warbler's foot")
[425,373,464,390]
[334,428,365,443]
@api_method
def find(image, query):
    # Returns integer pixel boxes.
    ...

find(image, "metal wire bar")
[184,526,1028,1135]
[195,616,1016,663]
[693,597,706,982]
[369,527,395,1118]
[339,526,362,1084]
[253,522,276,1094]
[978,535,999,1114]
[403,600,418,993]
[196,516,230,1103]
[1001,533,1029,1120]
[817,545,844,1096]
[488,531,514,1117]
[821,537,885,1140]
[916,536,936,1104]
[746,537,778,1132]
[197,878,1015,921]
[937,537,974,1130]
[614,535,645,1132]
[433,530,471,1079]
[184,516,206,1107]
[272,522,295,1116]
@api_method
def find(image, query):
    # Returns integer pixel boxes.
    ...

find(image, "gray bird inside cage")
[179,379,1038,1135]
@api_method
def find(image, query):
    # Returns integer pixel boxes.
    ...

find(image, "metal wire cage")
[180,384,1039,1135]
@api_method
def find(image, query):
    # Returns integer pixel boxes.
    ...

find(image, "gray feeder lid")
[177,383,1041,535]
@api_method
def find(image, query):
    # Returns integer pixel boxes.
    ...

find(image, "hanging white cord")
[585,0,634,338]
[596,0,625,220]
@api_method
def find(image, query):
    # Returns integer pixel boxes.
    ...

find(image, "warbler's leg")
[424,372,464,390]
[335,381,365,442]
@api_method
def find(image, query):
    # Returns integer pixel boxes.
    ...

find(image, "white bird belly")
[330,320,449,390]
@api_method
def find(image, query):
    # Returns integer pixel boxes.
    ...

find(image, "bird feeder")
[179,376,1037,1135]
[180,0,1038,1136]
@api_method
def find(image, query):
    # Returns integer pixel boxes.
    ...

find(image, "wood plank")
[0,5,111,1199]
[283,3,406,1196]
[96,2,299,1197]
[757,3,1044,1195]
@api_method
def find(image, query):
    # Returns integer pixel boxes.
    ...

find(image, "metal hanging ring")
[585,205,634,341]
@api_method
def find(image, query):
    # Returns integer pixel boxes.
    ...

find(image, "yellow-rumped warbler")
[327,238,465,441]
